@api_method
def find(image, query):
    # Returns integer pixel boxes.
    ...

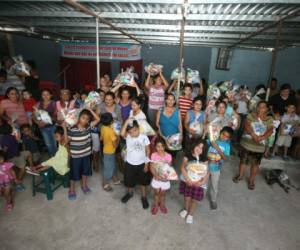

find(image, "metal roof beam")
[1,11,300,22]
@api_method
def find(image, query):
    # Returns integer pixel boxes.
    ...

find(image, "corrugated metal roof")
[0,0,299,49]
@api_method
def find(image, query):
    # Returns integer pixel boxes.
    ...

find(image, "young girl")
[100,112,120,191]
[150,137,172,215]
[67,109,100,200]
[33,89,57,156]
[120,119,151,209]
[27,124,69,176]
[179,138,210,224]
[0,150,18,212]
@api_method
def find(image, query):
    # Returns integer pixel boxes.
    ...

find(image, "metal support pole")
[266,20,282,101]
[176,0,188,101]
[96,17,100,89]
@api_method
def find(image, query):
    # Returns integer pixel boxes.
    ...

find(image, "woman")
[56,89,75,123]
[0,87,28,127]
[156,93,182,157]
[100,92,122,124]
[207,100,232,128]
[33,89,57,156]
[184,96,206,139]
[145,71,169,129]
[129,97,146,121]
[233,101,273,190]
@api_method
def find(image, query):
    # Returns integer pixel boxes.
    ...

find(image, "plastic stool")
[32,168,69,200]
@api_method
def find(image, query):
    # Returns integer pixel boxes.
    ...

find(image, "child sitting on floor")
[207,126,233,210]
[0,150,19,212]
[0,123,33,191]
[26,125,69,176]
[179,138,210,224]
[150,137,172,215]
[100,112,120,192]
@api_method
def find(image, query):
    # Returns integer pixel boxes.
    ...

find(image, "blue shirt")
[159,108,180,137]
[207,139,230,172]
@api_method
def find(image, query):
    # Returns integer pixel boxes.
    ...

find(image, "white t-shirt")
[281,113,299,135]
[236,100,248,115]
[129,110,147,121]
[125,133,150,165]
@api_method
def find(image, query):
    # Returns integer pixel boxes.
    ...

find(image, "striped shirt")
[68,126,92,158]
[178,96,193,119]
[148,86,165,110]
[0,99,29,126]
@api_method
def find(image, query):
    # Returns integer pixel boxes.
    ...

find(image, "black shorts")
[239,147,263,166]
[70,155,92,181]
[124,162,151,188]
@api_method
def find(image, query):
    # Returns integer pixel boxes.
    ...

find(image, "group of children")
[0,73,299,225]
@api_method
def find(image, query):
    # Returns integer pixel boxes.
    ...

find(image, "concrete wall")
[12,35,61,83]
[141,44,211,81]
[208,47,300,90]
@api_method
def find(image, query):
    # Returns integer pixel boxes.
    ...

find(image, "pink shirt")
[148,86,165,110]
[0,162,14,185]
[0,99,29,126]
[150,152,172,164]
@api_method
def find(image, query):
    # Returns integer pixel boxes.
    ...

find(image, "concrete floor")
[0,156,300,250]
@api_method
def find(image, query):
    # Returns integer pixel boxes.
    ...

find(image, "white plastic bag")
[35,110,52,125]
[186,68,200,84]
[152,161,178,181]
[138,119,156,136]
[186,161,208,182]
[144,63,163,76]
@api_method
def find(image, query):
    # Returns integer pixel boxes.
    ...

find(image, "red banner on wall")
[61,42,141,61]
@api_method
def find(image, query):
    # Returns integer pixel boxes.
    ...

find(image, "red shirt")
[179,96,193,119]
[23,98,37,112]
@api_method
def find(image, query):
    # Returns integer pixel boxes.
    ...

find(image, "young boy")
[272,104,299,160]
[208,126,233,210]
[178,84,194,120]
[20,124,41,163]
[100,112,120,191]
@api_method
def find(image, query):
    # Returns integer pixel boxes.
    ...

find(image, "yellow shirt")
[101,125,117,154]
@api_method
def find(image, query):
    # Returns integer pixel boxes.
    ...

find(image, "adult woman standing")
[0,87,28,127]
[129,97,147,121]
[156,93,182,157]
[33,89,57,156]
[100,92,122,124]
[145,72,169,129]
[184,96,206,139]
[233,101,273,190]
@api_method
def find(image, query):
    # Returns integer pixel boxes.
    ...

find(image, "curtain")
[60,57,111,91]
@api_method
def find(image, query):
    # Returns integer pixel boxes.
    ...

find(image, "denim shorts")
[70,155,92,181]
[103,153,117,181]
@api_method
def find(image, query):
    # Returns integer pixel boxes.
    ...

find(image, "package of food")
[186,68,200,84]
[186,161,208,182]
[152,161,178,181]
[231,114,240,130]
[189,121,204,137]
[243,119,267,145]
[208,117,224,142]
[144,63,163,76]
[113,67,137,86]
[218,81,232,93]
[207,84,221,100]
[112,121,121,135]
[64,109,80,127]
[166,133,182,151]
[84,91,101,110]
[12,55,31,76]
[138,119,156,136]
[205,99,217,115]
[35,110,52,125]
[170,67,185,81]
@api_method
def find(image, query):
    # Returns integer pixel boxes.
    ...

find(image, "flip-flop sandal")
[68,191,77,200]
[248,182,255,190]
[26,169,40,176]
[232,175,243,183]
[81,186,92,194]
[103,184,113,192]
[5,203,13,212]
[113,180,122,185]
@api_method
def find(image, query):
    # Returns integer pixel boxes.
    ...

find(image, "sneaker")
[81,186,92,194]
[103,184,113,192]
[141,197,149,209]
[179,209,188,219]
[159,205,168,214]
[210,201,218,210]
[282,156,290,161]
[186,215,193,224]
[68,191,77,200]
[5,203,13,212]
[151,206,158,215]
[121,193,133,203]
